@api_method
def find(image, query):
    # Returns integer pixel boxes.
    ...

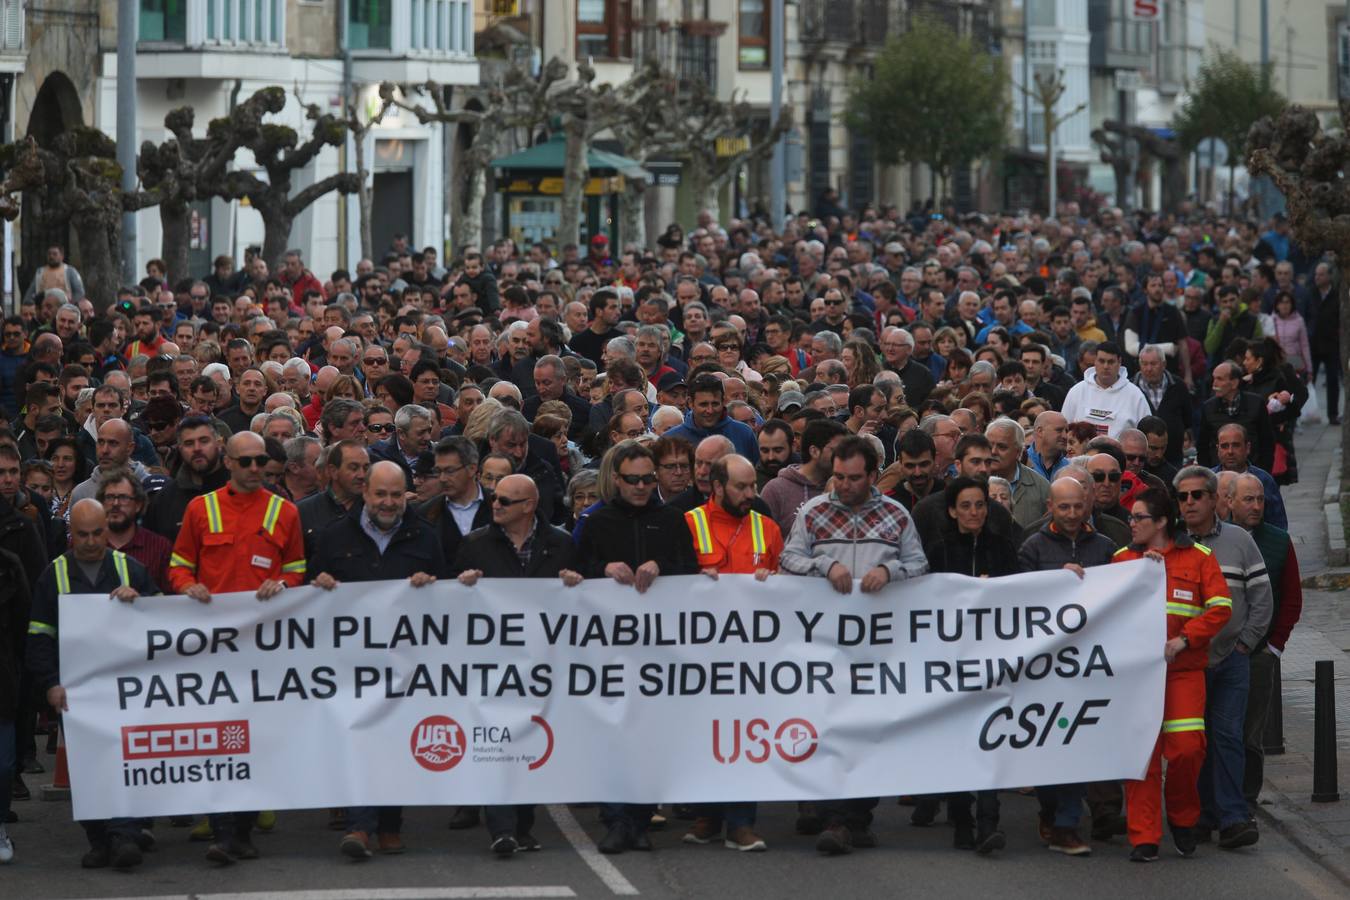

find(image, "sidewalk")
[1251,419,1350,884]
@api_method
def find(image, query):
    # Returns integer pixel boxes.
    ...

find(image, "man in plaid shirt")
[781,435,928,855]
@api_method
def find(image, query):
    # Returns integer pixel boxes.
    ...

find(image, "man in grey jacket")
[986,418,1050,529]
[781,435,927,857]
[1175,465,1272,850]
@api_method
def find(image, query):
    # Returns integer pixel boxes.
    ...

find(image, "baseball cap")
[657,372,686,392]
[777,390,806,413]
[590,233,610,247]
[884,242,905,255]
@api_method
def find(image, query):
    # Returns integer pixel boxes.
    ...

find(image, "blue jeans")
[599,803,654,833]
[692,802,757,830]
[0,718,13,823]
[1200,650,1251,829]
[347,806,402,836]
[1037,783,1085,828]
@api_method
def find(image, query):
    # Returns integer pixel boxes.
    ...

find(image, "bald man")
[455,472,580,855]
[70,417,150,505]
[310,460,445,859]
[27,499,156,870]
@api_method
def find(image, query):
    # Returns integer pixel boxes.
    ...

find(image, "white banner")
[61,562,1166,819]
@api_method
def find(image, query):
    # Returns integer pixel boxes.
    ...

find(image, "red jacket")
[169,485,306,593]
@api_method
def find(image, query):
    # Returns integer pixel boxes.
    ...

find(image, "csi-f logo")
[122,720,250,760]
[979,700,1109,750]
[713,717,819,764]
[411,716,466,771]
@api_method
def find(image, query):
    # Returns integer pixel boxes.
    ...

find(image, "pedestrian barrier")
[1311,659,1340,803]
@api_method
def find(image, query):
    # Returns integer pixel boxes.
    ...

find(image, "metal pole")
[340,0,352,270]
[116,0,138,284]
[1311,660,1340,802]
[769,0,785,230]
[1047,123,1057,218]
[1259,0,1269,71]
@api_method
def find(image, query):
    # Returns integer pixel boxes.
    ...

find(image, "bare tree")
[1017,69,1086,216]
[342,93,392,262]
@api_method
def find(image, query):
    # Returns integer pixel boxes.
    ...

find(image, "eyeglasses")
[367,423,396,434]
[230,454,271,468]
[659,461,691,472]
[1091,471,1122,483]
[1175,489,1210,502]
[1127,513,1160,524]
[1125,453,1145,463]
[824,299,845,306]
[618,473,658,486]
[492,495,530,507]
[432,464,467,478]
[101,493,137,505]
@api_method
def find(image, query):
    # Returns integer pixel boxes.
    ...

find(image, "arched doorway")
[21,72,85,298]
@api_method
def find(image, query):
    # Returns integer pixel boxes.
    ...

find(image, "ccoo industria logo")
[121,720,252,787]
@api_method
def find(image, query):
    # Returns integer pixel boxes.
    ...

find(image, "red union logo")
[712,717,819,764]
[122,721,250,760]
[411,715,466,772]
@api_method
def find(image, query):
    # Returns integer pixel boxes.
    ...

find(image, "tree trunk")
[1227,160,1236,216]
[559,118,589,249]
[260,207,294,275]
[160,200,191,286]
[74,216,120,313]
[354,129,374,263]
[1341,270,1350,483]
[452,163,486,255]
[620,180,646,251]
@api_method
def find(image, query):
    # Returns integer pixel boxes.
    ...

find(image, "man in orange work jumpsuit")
[1113,487,1231,862]
[682,454,782,853]
[169,431,306,866]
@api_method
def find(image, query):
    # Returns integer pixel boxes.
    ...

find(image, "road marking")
[64,889,577,900]
[546,804,641,896]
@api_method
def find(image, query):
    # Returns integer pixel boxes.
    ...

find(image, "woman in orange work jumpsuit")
[1112,487,1232,862]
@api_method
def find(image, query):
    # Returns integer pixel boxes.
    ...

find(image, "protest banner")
[60,561,1165,819]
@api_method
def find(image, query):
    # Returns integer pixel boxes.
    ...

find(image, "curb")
[1324,447,1346,566]
[1256,781,1350,888]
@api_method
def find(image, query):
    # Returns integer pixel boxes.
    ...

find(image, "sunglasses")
[824,299,845,306]
[716,343,740,351]
[1125,453,1145,463]
[366,423,396,434]
[230,454,271,468]
[618,473,658,486]
[1091,471,1122,483]
[492,495,530,507]
[364,356,388,365]
[1176,489,1210,502]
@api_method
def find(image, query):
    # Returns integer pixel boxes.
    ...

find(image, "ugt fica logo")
[712,717,819,764]
[410,715,466,771]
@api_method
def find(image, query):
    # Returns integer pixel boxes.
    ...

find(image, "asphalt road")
[3,785,1346,900]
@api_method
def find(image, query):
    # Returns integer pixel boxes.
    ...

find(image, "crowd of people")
[0,200,1326,870]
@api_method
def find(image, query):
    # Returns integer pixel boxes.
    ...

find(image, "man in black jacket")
[0,545,28,859]
[144,417,228,539]
[486,410,562,525]
[576,440,697,854]
[310,461,446,860]
[1133,346,1191,463]
[297,441,368,560]
[419,437,493,569]
[455,474,583,856]
[1197,362,1275,470]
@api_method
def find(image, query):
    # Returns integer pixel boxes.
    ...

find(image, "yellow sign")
[501,176,625,195]
[491,0,519,15]
[716,136,751,157]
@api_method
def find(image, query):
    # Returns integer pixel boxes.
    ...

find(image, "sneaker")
[0,824,13,864]
[724,826,767,852]
[206,836,259,864]
[1171,824,1197,858]
[11,775,29,802]
[340,831,372,860]
[514,832,541,852]
[975,829,1006,855]
[682,817,722,845]
[491,834,519,856]
[851,827,878,849]
[815,824,853,855]
[1218,820,1259,849]
[953,823,975,850]
[1037,815,1054,845]
[597,823,629,855]
[1048,827,1092,856]
[377,833,405,855]
[189,818,215,842]
[648,810,667,830]
[629,830,653,851]
[255,811,277,832]
[1193,825,1214,844]
[110,840,143,870]
[327,809,347,831]
[1090,814,1127,841]
[81,845,111,868]
[447,806,480,830]
[794,803,823,835]
[1129,843,1160,862]
[21,757,43,775]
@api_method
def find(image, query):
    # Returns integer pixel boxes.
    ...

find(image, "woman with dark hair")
[44,436,89,521]
[1241,336,1306,484]
[1113,487,1232,863]
[941,348,973,387]
[912,476,1016,853]
[1269,290,1311,382]
[1065,421,1100,458]
[841,339,881,388]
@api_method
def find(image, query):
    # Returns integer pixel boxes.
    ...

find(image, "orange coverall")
[1113,538,1232,847]
[685,501,783,574]
[169,485,306,593]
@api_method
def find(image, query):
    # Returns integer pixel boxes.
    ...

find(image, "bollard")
[1264,657,1285,755]
[1311,660,1340,803]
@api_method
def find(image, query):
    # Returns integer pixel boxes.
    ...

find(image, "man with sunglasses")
[681,454,780,853]
[808,288,850,336]
[1173,465,1272,851]
[576,441,698,854]
[1086,451,1130,525]
[168,430,307,864]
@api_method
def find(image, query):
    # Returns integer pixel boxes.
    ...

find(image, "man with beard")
[755,420,793,488]
[761,418,849,535]
[97,469,171,588]
[878,428,942,511]
[144,417,229,538]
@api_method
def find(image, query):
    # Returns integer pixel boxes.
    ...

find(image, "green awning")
[490,133,649,181]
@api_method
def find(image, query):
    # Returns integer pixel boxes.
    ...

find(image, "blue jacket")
[664,412,760,463]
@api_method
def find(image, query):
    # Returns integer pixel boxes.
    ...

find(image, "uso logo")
[410,716,466,772]
[712,717,819,764]
[122,721,250,760]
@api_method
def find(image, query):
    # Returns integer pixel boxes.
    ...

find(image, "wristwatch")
[1178,633,1190,648]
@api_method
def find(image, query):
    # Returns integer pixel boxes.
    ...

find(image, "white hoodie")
[1060,366,1152,439]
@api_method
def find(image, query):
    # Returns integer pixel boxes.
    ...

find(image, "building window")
[140,0,187,42]
[739,0,768,69]
[1026,0,1056,28]
[577,0,631,60]
[350,0,393,50]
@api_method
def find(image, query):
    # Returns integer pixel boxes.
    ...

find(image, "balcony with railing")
[139,0,286,49]
[349,0,478,84]
[801,0,890,50]
[0,0,23,70]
